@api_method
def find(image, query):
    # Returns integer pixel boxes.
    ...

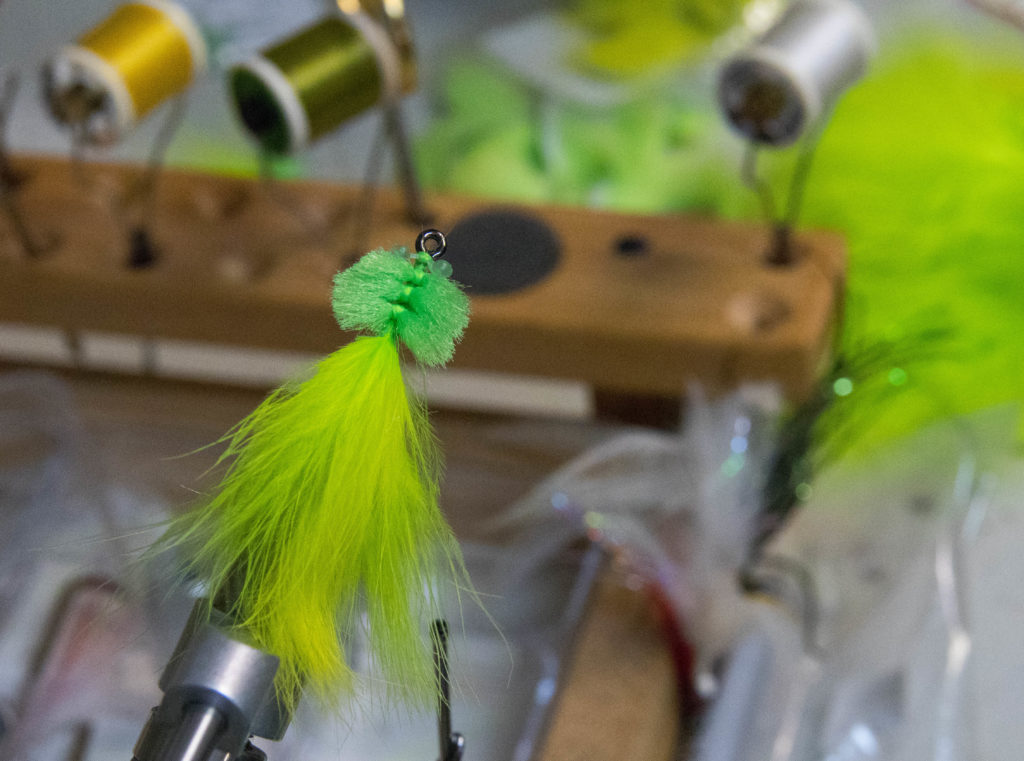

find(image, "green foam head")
[332,247,470,367]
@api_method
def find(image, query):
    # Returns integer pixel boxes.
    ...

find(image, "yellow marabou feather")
[160,334,464,708]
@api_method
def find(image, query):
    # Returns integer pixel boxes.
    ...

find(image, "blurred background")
[0,1,1023,760]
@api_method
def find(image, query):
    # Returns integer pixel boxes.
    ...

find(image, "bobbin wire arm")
[40,2,207,271]
[717,0,875,263]
[0,72,49,258]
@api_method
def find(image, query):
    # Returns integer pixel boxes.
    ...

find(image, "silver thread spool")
[718,0,875,147]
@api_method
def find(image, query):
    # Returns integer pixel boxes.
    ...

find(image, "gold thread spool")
[44,0,206,145]
[229,11,415,155]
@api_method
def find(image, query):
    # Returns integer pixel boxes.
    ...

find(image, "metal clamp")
[132,602,294,761]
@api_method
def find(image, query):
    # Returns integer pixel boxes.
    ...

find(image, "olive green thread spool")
[229,10,414,155]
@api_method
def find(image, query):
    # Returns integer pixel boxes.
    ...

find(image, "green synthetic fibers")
[332,247,469,366]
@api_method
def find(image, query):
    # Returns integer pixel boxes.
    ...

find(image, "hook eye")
[415,229,447,259]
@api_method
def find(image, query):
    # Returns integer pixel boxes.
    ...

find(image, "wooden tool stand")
[0,154,844,413]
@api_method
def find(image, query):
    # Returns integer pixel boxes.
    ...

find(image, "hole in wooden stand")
[613,234,650,257]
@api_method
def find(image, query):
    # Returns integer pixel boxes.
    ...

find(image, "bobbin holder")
[130,602,290,761]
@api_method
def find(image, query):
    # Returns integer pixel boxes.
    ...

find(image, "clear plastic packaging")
[695,407,1016,761]
[0,370,618,760]
[494,384,783,669]
[492,379,1019,761]
[0,371,175,760]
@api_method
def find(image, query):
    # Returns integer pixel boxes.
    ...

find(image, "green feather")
[755,32,1024,529]
[793,34,1024,456]
[155,245,470,710]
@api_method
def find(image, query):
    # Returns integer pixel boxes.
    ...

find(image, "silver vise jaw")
[131,602,294,761]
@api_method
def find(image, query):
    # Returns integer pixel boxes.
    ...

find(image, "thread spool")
[718,0,874,147]
[228,10,415,155]
[43,0,206,146]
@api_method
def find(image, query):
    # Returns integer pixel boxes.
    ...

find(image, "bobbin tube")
[718,0,875,146]
[43,0,207,146]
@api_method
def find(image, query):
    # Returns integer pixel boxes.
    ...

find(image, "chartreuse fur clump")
[156,242,470,710]
[741,35,1024,526]
[792,35,1024,455]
